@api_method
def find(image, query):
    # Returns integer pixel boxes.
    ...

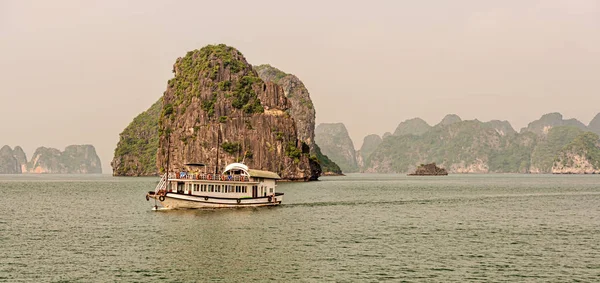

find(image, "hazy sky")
[1,0,599,173]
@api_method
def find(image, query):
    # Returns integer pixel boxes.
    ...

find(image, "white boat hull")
[149,192,283,209]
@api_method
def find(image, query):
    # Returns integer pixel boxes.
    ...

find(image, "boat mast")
[166,128,171,180]
[215,124,220,175]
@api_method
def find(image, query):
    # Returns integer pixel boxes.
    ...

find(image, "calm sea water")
[1,174,599,282]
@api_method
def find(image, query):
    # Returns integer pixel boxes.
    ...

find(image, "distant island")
[0,145,102,174]
[316,112,600,174]
[408,163,448,176]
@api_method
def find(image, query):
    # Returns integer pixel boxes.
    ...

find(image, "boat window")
[270,188,273,193]
[243,186,247,193]
[216,185,221,193]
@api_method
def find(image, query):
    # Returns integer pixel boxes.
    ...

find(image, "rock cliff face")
[520,112,587,135]
[485,120,516,136]
[156,44,318,181]
[0,145,21,174]
[254,64,316,151]
[393,118,431,136]
[315,123,359,173]
[588,113,600,135]
[112,98,162,176]
[28,145,102,174]
[552,132,600,174]
[366,120,502,173]
[436,114,462,127]
[254,64,341,175]
[314,143,343,175]
[13,146,27,172]
[529,126,584,173]
[356,134,382,168]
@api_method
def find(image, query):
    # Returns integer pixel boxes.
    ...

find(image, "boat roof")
[248,169,281,180]
[224,163,248,172]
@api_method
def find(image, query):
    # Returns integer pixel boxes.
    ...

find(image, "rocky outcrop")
[552,132,600,174]
[0,145,21,174]
[254,64,316,151]
[529,126,584,173]
[436,114,462,127]
[156,44,318,181]
[588,113,600,135]
[356,134,382,168]
[112,98,162,176]
[13,146,27,172]
[28,145,102,174]
[484,120,516,136]
[408,163,448,176]
[366,120,502,173]
[520,112,587,136]
[393,118,431,136]
[314,112,599,174]
[314,123,359,173]
[255,64,341,175]
[314,143,343,175]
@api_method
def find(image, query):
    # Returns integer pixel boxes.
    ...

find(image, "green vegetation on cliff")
[393,118,431,136]
[529,126,584,172]
[112,98,162,176]
[313,143,342,174]
[369,120,500,173]
[553,132,600,171]
[168,44,263,119]
[363,114,597,173]
[520,112,587,135]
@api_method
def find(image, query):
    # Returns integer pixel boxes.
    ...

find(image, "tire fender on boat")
[159,195,165,202]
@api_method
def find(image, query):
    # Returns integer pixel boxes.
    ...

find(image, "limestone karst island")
[112,44,341,180]
[0,145,102,174]
[314,112,600,174]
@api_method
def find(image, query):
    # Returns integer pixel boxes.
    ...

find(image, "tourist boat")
[146,163,284,209]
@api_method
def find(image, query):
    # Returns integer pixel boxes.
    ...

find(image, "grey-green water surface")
[1,174,599,282]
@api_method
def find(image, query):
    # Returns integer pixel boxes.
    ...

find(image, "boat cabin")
[166,163,280,199]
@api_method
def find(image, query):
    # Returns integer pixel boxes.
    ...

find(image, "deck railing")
[169,172,250,182]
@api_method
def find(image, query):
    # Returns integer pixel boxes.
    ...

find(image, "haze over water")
[1,1,600,172]
[2,174,598,281]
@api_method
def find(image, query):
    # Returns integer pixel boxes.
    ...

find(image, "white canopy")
[222,163,249,175]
